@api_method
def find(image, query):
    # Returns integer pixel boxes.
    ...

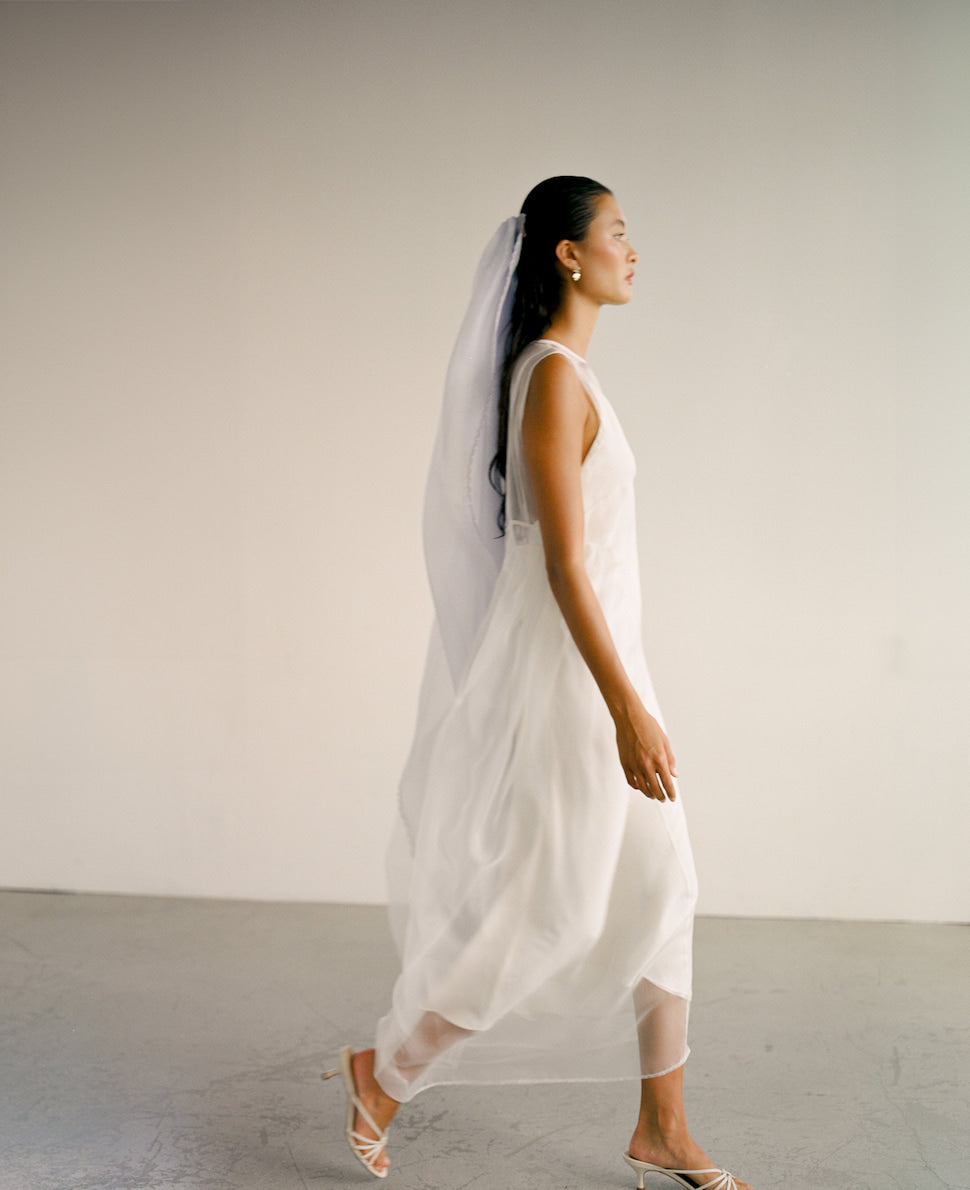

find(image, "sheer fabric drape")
[376,340,697,1103]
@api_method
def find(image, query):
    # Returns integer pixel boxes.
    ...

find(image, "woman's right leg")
[629,981,755,1188]
[628,1065,755,1190]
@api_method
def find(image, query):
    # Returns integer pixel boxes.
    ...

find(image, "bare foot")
[628,1125,755,1190]
[348,1049,399,1174]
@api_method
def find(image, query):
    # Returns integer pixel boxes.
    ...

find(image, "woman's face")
[566,194,637,305]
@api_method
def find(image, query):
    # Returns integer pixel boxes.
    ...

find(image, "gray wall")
[1,1,967,920]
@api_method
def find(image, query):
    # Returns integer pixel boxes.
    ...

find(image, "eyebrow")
[610,219,626,229]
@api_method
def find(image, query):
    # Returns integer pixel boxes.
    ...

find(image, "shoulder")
[526,350,585,410]
[522,350,588,445]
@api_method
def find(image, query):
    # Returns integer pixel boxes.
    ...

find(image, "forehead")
[590,192,626,228]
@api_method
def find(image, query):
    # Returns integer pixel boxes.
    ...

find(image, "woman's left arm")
[521,353,678,802]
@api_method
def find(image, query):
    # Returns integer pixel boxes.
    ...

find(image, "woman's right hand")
[613,698,678,801]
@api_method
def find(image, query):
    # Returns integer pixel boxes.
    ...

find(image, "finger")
[664,739,678,779]
[641,769,666,802]
[632,770,660,800]
[654,762,676,802]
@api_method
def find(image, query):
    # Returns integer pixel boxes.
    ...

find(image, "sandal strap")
[350,1092,387,1148]
[350,1129,387,1150]
[350,1129,388,1159]
[683,1172,735,1190]
[326,1047,390,1176]
[666,1168,736,1190]
[348,1084,388,1173]
[622,1152,737,1190]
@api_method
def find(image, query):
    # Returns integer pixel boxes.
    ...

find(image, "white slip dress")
[375,339,698,1102]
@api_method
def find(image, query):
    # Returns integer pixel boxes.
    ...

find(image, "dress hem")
[379,1048,691,1102]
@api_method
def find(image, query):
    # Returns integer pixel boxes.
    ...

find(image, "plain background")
[1,0,967,922]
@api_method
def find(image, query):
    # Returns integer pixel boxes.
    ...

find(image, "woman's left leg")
[346,1009,473,1175]
[344,1049,398,1175]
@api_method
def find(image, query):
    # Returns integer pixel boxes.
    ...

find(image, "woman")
[325,177,754,1190]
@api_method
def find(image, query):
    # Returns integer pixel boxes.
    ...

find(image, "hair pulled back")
[489,175,612,531]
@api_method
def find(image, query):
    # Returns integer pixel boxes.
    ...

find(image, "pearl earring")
[571,269,581,282]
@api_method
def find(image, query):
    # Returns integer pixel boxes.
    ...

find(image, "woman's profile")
[324,176,755,1190]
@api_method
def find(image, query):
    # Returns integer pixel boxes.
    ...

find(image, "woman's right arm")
[520,353,678,802]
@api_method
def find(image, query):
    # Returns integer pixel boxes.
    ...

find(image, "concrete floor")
[0,893,966,1190]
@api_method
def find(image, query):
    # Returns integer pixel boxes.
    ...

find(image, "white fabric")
[422,215,524,690]
[377,339,698,1102]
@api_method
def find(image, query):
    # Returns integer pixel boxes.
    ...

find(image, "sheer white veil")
[422,214,525,689]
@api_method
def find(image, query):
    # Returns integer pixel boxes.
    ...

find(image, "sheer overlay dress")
[375,339,698,1103]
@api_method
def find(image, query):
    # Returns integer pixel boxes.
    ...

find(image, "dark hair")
[489,175,612,532]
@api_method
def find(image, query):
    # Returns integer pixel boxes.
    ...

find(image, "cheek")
[605,245,626,272]
[592,241,622,270]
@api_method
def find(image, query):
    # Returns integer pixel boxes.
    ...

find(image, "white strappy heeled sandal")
[322,1046,389,1179]
[623,1151,738,1189]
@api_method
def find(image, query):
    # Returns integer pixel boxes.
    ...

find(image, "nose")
[628,242,638,262]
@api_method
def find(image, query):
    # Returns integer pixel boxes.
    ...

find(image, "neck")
[542,292,600,359]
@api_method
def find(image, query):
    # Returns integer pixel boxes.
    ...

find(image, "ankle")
[636,1106,689,1144]
[372,1082,399,1114]
[364,1060,399,1113]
